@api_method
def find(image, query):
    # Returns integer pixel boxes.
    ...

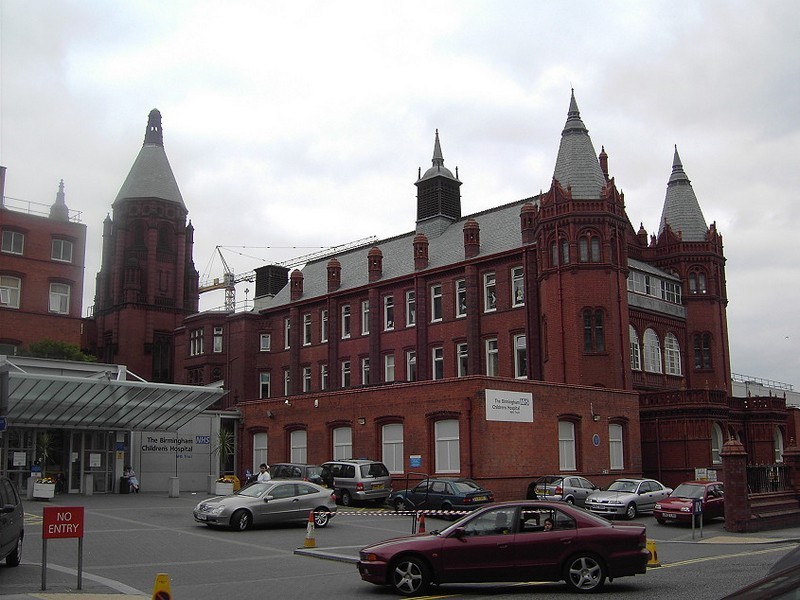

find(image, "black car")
[269,463,325,486]
[0,476,24,567]
[389,477,494,517]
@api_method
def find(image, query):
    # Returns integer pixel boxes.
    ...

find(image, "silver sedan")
[584,478,673,520]
[193,480,337,530]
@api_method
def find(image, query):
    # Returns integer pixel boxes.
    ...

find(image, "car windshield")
[306,466,322,478]
[361,463,389,478]
[671,484,706,499]
[537,476,561,485]
[452,481,482,493]
[236,483,271,498]
[607,480,638,493]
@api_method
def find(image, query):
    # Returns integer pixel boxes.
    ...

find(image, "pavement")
[4,492,800,599]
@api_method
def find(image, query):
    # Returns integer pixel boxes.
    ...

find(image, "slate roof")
[114,109,186,210]
[658,146,707,242]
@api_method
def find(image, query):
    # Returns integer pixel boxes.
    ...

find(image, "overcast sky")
[1,1,798,387]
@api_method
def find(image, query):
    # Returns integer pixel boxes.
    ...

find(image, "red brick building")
[0,167,87,353]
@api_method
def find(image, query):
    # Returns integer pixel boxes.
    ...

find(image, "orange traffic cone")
[304,510,316,548]
[418,512,426,533]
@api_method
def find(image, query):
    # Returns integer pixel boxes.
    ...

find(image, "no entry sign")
[42,506,85,539]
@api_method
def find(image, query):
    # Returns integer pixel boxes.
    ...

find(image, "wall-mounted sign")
[409,455,422,468]
[485,389,533,422]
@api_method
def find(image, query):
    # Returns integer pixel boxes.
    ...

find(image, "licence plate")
[664,513,677,519]
[197,513,207,521]
[472,496,488,501]
[372,483,384,490]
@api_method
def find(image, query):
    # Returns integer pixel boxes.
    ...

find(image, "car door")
[569,477,590,506]
[261,483,301,524]
[512,506,578,581]
[406,480,430,509]
[705,484,725,519]
[438,506,518,583]
[428,480,450,510]
[295,483,322,520]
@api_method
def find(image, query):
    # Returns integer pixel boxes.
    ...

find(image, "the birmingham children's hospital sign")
[485,389,534,422]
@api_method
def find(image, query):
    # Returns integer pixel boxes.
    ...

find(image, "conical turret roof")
[114,109,185,209]
[552,90,606,199]
[658,146,708,241]
[418,129,458,182]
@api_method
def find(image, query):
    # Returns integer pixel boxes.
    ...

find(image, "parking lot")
[1,491,798,599]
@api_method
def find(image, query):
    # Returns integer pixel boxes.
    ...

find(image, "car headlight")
[654,503,662,510]
[680,506,690,513]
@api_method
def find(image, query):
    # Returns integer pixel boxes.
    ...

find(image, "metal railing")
[747,464,788,494]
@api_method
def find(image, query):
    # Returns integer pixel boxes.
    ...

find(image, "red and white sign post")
[41,506,85,590]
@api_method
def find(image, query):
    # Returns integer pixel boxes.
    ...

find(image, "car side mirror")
[264,495,273,503]
[1,504,14,514]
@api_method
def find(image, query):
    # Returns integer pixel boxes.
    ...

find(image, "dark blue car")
[389,477,493,518]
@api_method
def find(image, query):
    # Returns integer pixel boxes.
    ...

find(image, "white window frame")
[664,332,682,376]
[213,326,223,353]
[320,363,328,390]
[252,432,268,473]
[260,333,271,352]
[435,419,460,473]
[341,360,351,387]
[382,424,404,474]
[341,305,351,339]
[775,428,785,463]
[284,318,291,349]
[48,282,70,314]
[511,266,524,307]
[609,423,624,470]
[455,279,467,317]
[189,328,204,356]
[1,230,24,255]
[484,272,497,312]
[302,366,312,392]
[384,354,395,383]
[361,357,370,385]
[259,372,271,399]
[51,239,73,263]
[290,430,307,463]
[456,343,468,377]
[0,276,20,308]
[558,420,577,471]
[629,326,641,371]
[333,427,353,460]
[320,309,328,342]
[514,334,527,379]
[283,369,290,395]
[406,350,416,381]
[383,296,394,330]
[361,300,370,335]
[405,290,416,326]
[303,313,312,346]
[430,284,442,322]
[485,338,499,376]
[643,328,662,373]
[432,347,444,380]
[711,423,723,465]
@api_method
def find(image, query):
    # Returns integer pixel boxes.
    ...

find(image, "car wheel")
[340,490,352,507]
[564,553,606,592]
[625,502,638,520]
[314,509,330,528]
[231,509,252,531]
[565,496,575,505]
[394,498,408,512]
[5,534,22,567]
[391,556,431,596]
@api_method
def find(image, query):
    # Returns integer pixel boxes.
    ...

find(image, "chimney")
[290,269,304,301]
[368,247,383,282]
[520,202,537,245]
[413,234,429,270]
[463,219,480,259]
[327,258,342,292]
[599,146,609,181]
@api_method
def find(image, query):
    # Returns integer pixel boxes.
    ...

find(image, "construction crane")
[198,246,254,311]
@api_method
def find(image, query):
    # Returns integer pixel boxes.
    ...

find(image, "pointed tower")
[49,179,70,221]
[415,130,462,237]
[653,146,730,393]
[534,91,633,389]
[90,109,199,382]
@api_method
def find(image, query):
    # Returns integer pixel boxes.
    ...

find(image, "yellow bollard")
[646,539,661,567]
[151,572,172,600]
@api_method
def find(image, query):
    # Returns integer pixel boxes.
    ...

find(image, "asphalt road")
[0,491,797,599]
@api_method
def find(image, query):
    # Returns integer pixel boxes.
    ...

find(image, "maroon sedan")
[653,481,724,525]
[357,501,649,595]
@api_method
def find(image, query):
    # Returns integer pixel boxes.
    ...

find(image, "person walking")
[257,463,271,482]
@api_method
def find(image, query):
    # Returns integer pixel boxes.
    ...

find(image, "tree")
[20,340,96,362]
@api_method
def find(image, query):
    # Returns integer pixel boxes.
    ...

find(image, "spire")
[49,179,70,221]
[418,129,458,182]
[658,145,708,242]
[415,130,462,234]
[432,129,444,167]
[552,90,606,199]
[114,109,186,209]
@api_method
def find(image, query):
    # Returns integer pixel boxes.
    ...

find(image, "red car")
[357,500,649,595]
[653,481,724,525]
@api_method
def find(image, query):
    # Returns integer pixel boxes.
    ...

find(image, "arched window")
[435,419,460,473]
[693,333,712,370]
[561,239,570,265]
[252,433,268,473]
[550,241,558,267]
[711,423,723,464]
[131,221,146,246]
[382,424,404,474]
[157,223,173,251]
[583,309,605,353]
[332,426,352,460]
[629,326,641,371]
[609,423,624,470]
[579,233,602,263]
[664,333,682,376]
[689,268,708,294]
[289,429,307,463]
[775,428,785,463]
[643,329,662,373]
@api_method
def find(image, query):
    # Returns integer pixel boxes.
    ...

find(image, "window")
[583,309,605,352]
[384,354,395,383]
[333,427,352,460]
[711,423,723,465]
[693,333,712,370]
[320,364,328,390]
[189,328,204,356]
[550,241,558,267]
[341,360,351,387]
[383,296,394,330]
[213,326,223,353]
[48,283,70,314]
[775,428,785,463]
[302,366,312,392]
[51,239,73,263]
[661,279,682,304]
[290,430,307,463]
[284,318,291,349]
[579,235,601,262]
[341,305,351,338]
[1,231,24,255]
[435,419,460,473]
[283,369,290,395]
[405,290,416,326]
[664,333,682,375]
[406,350,416,381]
[259,372,271,399]
[361,357,370,385]
[484,273,496,311]
[253,433,268,473]
[689,270,707,294]
[430,284,442,322]
[455,279,467,317]
[259,333,271,352]
[514,334,527,378]
[432,347,444,380]
[511,267,524,306]
[361,300,370,335]
[643,329,662,373]
[558,421,576,471]
[561,239,570,265]
[629,326,641,371]
[0,276,20,308]
[485,338,499,376]
[456,343,468,377]
[609,423,624,470]
[320,309,328,342]
[382,424,404,474]
[303,314,312,345]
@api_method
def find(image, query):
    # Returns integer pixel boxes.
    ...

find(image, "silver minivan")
[0,476,24,567]
[321,460,392,506]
